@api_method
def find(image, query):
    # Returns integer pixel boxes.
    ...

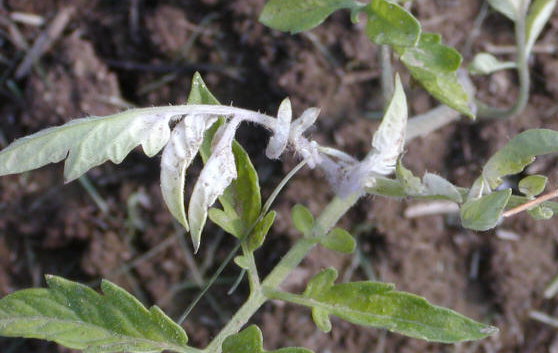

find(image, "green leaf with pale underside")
[487,0,522,20]
[0,275,191,353]
[259,0,365,34]
[482,129,558,189]
[519,175,547,197]
[0,109,172,183]
[525,0,557,54]
[222,325,312,353]
[300,268,497,342]
[395,33,473,118]
[364,0,420,47]
[468,53,516,75]
[460,188,511,231]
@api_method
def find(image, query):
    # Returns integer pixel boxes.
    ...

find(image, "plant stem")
[477,0,530,119]
[405,105,460,142]
[502,189,558,218]
[241,243,260,292]
[203,191,362,353]
[379,45,394,109]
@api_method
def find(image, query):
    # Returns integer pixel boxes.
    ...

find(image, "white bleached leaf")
[486,0,523,20]
[371,73,407,175]
[160,115,216,231]
[289,107,321,142]
[188,117,241,252]
[468,53,516,75]
[0,109,173,183]
[266,98,292,159]
[525,0,557,54]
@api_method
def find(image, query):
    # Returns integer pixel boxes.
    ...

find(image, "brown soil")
[1,0,558,352]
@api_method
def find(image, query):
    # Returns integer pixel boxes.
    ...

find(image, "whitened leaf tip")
[266,97,293,159]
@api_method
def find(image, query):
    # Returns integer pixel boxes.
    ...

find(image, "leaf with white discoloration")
[266,98,292,159]
[188,118,241,252]
[160,115,216,231]
[371,73,407,175]
[0,109,173,183]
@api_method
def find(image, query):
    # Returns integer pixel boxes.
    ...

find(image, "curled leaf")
[482,129,558,189]
[189,73,262,244]
[290,107,320,141]
[370,73,408,175]
[222,325,312,353]
[468,53,516,75]
[460,189,512,231]
[0,110,173,183]
[527,205,554,220]
[518,175,547,197]
[266,98,292,159]
[188,118,241,252]
[161,115,216,231]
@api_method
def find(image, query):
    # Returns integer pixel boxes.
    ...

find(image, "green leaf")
[422,173,463,203]
[527,205,554,220]
[395,158,424,194]
[209,208,246,237]
[482,129,558,189]
[234,255,251,270]
[291,204,315,235]
[0,275,190,353]
[320,228,356,254]
[259,0,365,34]
[248,211,276,252]
[222,325,312,353]
[301,268,497,342]
[468,53,516,75]
[518,175,547,197]
[487,0,522,20]
[395,33,473,118]
[366,176,407,198]
[364,0,421,47]
[187,73,261,249]
[0,109,172,183]
[525,0,557,54]
[460,189,512,231]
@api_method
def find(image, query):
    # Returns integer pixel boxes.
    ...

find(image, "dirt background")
[1,0,558,352]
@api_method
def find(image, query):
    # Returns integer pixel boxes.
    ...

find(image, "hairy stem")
[203,191,363,352]
[379,45,394,109]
